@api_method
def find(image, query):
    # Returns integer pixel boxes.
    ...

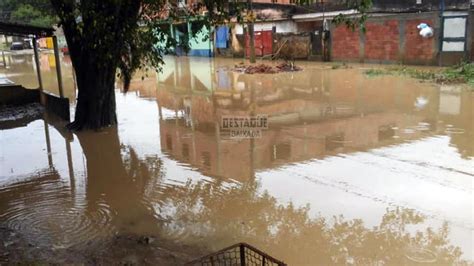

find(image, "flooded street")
[1,54,473,265]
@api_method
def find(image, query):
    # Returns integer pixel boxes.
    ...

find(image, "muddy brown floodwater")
[0,53,473,265]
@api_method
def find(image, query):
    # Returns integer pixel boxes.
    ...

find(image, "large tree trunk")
[67,60,118,131]
[49,1,141,131]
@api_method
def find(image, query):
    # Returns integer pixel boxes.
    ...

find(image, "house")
[232,0,473,65]
[158,0,473,65]
[291,0,473,65]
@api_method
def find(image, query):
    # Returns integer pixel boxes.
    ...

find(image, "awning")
[0,21,54,38]
[292,9,358,22]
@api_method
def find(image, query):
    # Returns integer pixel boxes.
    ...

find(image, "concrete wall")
[296,0,470,13]
[189,25,212,57]
[234,21,297,34]
[41,91,70,121]
[0,85,39,105]
[0,85,69,121]
[331,13,440,65]
[230,32,245,58]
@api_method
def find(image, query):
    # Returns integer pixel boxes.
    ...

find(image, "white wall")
[234,20,297,34]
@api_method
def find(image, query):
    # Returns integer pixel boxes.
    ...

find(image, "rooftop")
[0,21,55,38]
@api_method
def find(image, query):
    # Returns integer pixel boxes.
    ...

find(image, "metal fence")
[187,242,287,266]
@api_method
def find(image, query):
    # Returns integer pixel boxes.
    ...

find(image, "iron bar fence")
[187,242,287,266]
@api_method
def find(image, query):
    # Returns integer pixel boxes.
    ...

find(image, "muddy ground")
[0,225,205,265]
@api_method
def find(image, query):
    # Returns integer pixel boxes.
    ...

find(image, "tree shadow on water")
[72,127,471,265]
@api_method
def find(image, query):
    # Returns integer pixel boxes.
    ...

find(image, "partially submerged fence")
[187,242,287,266]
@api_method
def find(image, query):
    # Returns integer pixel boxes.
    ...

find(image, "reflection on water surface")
[0,55,473,265]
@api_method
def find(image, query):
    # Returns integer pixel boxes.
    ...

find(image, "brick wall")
[404,19,435,63]
[332,26,360,60]
[330,14,438,64]
[364,21,400,61]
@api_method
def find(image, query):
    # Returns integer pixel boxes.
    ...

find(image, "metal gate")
[246,30,273,57]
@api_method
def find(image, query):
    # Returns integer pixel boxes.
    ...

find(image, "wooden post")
[52,36,64,98]
[243,26,247,60]
[187,20,192,56]
[1,50,5,67]
[247,0,256,63]
[170,23,175,38]
[215,121,221,176]
[4,34,9,47]
[272,26,277,60]
[65,138,75,193]
[32,37,45,104]
[158,102,163,120]
[44,120,53,168]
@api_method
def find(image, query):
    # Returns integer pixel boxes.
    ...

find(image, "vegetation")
[332,0,373,32]
[443,62,474,85]
[364,62,474,88]
[331,62,351,69]
[0,0,55,27]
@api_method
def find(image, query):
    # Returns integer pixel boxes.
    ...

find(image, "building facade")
[160,0,473,65]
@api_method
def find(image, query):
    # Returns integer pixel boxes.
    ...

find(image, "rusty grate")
[187,242,287,266]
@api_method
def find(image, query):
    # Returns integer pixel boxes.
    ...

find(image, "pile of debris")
[275,62,302,72]
[234,62,302,74]
[244,64,277,74]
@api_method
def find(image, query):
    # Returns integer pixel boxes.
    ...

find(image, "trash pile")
[234,62,302,74]
[276,62,302,72]
[417,23,433,38]
[244,64,277,74]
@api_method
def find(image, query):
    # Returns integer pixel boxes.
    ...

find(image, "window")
[442,16,467,52]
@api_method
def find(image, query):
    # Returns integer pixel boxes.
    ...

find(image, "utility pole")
[247,0,256,63]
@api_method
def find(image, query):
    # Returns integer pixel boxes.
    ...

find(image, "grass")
[442,62,474,85]
[364,68,385,76]
[331,62,351,69]
[363,62,474,89]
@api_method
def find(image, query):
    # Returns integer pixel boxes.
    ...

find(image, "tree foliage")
[333,0,373,32]
[0,0,55,27]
